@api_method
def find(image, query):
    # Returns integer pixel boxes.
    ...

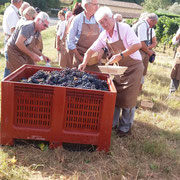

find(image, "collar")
[144,20,150,29]
[10,4,19,14]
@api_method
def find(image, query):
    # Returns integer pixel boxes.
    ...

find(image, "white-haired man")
[6,12,50,74]
[132,13,158,92]
[3,0,23,77]
[79,6,144,137]
[114,13,123,22]
[67,0,103,72]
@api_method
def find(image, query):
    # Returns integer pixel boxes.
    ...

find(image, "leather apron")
[139,49,149,76]
[73,16,100,72]
[58,21,72,68]
[107,23,144,108]
[7,37,36,73]
[171,46,180,80]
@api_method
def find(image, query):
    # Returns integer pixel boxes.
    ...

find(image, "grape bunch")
[21,68,109,91]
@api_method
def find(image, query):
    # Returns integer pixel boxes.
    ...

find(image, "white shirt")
[172,28,180,45]
[132,20,150,42]
[57,20,66,40]
[3,4,20,35]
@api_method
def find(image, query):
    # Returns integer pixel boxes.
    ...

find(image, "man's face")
[150,19,157,28]
[99,14,114,33]
[17,0,23,9]
[37,19,49,32]
[86,0,99,16]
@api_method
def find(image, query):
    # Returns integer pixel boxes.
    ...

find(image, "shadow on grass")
[1,120,180,179]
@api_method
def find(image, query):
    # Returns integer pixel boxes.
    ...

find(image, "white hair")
[12,0,21,3]
[147,13,158,21]
[35,11,50,23]
[19,2,30,16]
[65,11,72,20]
[94,6,113,23]
[23,6,37,19]
[82,0,91,9]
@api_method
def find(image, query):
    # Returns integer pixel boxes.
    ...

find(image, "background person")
[56,11,73,68]
[114,13,123,22]
[6,12,50,73]
[67,0,103,72]
[132,13,158,92]
[169,28,180,94]
[19,1,30,17]
[2,0,23,77]
[79,6,144,137]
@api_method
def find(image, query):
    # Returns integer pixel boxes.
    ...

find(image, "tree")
[142,0,172,12]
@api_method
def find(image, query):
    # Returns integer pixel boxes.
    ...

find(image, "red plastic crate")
[0,64,117,152]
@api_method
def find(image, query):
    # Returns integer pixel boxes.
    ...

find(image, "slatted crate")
[0,64,117,152]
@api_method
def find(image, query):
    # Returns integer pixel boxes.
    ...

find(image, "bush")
[0,2,10,15]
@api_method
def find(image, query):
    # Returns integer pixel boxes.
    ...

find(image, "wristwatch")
[120,52,124,59]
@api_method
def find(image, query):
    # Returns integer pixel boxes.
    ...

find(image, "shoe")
[116,129,131,137]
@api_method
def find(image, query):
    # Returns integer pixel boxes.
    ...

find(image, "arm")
[15,34,40,62]
[141,41,154,56]
[78,49,96,71]
[107,43,142,65]
[148,36,157,49]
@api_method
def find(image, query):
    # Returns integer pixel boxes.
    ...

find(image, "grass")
[0,27,180,180]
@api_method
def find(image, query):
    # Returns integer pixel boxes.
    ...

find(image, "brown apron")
[72,16,100,72]
[35,33,43,52]
[107,23,144,108]
[7,37,36,73]
[171,46,180,80]
[139,49,149,76]
[58,21,72,68]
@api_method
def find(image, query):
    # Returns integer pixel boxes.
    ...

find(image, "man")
[132,13,158,91]
[67,0,103,72]
[6,12,50,73]
[79,6,144,137]
[169,28,180,94]
[3,0,23,77]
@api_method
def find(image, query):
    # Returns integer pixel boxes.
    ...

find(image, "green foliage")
[155,16,180,44]
[168,2,180,15]
[142,0,172,12]
[0,2,10,15]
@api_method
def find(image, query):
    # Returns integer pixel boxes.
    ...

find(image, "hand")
[106,53,121,65]
[42,55,51,62]
[78,63,86,71]
[148,50,154,57]
[32,53,41,62]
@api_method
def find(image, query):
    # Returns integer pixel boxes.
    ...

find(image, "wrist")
[119,52,124,60]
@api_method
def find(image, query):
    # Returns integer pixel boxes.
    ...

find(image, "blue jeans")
[113,106,136,132]
[3,50,11,78]
[170,79,179,93]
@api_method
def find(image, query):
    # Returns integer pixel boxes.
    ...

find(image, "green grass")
[0,28,180,179]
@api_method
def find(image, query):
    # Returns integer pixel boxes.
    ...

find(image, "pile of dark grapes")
[21,68,109,91]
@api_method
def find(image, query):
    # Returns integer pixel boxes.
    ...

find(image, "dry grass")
[0,28,180,180]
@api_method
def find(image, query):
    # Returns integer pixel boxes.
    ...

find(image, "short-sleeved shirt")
[67,11,103,50]
[132,20,150,42]
[3,4,20,35]
[91,22,142,60]
[9,21,39,46]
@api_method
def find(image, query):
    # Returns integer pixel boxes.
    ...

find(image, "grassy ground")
[0,27,180,180]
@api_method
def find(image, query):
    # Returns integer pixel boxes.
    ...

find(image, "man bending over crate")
[6,11,50,74]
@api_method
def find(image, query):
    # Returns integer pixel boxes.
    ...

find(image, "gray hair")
[35,11,50,23]
[147,13,158,21]
[94,6,113,23]
[82,0,91,9]
[11,0,22,3]
[19,1,30,16]
[23,6,37,19]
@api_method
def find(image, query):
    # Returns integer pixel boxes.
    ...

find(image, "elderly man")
[114,13,123,22]
[3,0,23,77]
[79,6,144,137]
[67,0,103,72]
[6,12,50,73]
[132,13,158,92]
